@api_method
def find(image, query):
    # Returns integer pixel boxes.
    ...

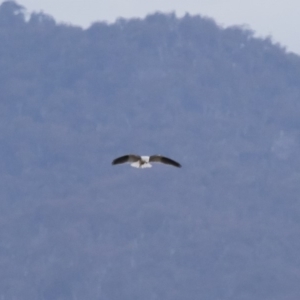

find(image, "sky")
[6,0,300,54]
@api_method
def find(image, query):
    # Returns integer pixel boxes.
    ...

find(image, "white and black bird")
[112,154,181,168]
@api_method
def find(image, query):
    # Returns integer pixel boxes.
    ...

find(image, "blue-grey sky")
[7,0,300,54]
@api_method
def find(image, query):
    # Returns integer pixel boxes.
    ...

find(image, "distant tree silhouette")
[0,0,25,26]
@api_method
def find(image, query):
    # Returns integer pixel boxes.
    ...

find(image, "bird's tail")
[130,162,152,168]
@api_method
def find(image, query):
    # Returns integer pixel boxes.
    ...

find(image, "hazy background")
[7,0,300,54]
[1,1,300,299]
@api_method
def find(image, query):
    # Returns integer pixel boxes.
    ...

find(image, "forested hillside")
[1,1,300,299]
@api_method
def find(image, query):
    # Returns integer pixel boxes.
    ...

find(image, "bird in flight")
[112,154,181,168]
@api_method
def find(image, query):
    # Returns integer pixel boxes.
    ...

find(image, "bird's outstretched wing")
[112,154,140,165]
[149,155,181,168]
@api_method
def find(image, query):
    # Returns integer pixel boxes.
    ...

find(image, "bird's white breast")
[141,156,150,162]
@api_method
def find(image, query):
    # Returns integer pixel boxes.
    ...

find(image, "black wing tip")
[170,161,181,168]
[112,155,129,165]
[151,155,182,168]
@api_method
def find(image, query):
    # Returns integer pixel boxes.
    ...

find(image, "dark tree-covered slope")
[1,1,300,299]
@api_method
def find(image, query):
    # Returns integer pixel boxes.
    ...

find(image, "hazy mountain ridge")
[0,1,300,299]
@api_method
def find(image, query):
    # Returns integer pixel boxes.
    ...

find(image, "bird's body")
[112,154,181,168]
[130,156,152,168]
